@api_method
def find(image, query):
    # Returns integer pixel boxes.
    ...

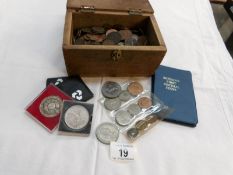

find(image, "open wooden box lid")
[67,0,154,14]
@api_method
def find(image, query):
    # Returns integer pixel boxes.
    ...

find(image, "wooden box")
[63,0,166,77]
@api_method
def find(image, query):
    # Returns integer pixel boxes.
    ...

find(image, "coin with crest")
[101,81,122,98]
[39,96,62,118]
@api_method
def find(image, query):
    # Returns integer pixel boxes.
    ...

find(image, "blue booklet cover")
[152,65,198,127]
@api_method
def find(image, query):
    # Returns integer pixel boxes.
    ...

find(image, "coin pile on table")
[73,25,148,46]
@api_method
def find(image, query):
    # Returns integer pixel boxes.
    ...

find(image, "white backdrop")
[0,0,233,175]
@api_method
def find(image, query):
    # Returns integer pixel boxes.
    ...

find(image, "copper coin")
[127,82,143,96]
[119,30,132,40]
[135,120,149,130]
[145,115,158,124]
[138,97,152,109]
[106,32,121,44]
[106,29,118,36]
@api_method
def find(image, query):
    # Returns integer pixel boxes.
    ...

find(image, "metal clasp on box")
[80,5,95,13]
[112,50,122,61]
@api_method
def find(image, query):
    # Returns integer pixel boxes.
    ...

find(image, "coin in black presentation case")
[58,100,93,135]
[46,76,94,102]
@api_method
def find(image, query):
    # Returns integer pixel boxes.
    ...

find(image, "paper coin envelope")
[58,100,93,136]
[26,84,72,132]
[46,76,94,102]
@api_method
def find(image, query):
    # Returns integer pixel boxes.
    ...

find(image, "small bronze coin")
[119,30,133,40]
[145,115,158,124]
[135,120,149,131]
[138,97,152,109]
[127,128,139,139]
[106,32,121,44]
[127,82,143,96]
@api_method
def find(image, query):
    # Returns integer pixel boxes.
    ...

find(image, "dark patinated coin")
[106,29,118,36]
[92,26,105,34]
[102,81,122,98]
[75,38,85,45]
[104,98,121,111]
[106,32,121,44]
[135,120,149,131]
[127,128,139,139]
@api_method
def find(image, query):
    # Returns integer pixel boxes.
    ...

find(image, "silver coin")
[64,105,90,130]
[95,122,119,145]
[39,96,62,118]
[127,103,141,116]
[119,90,131,102]
[101,81,122,98]
[104,98,121,111]
[127,128,139,139]
[115,110,133,126]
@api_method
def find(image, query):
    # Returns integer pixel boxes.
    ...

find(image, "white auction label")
[110,142,136,161]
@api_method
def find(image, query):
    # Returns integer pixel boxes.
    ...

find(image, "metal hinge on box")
[128,9,142,15]
[80,5,95,13]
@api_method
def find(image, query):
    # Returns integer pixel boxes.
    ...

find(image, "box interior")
[71,12,160,46]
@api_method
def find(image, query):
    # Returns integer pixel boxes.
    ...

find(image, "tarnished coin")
[92,26,105,34]
[125,38,137,46]
[96,122,119,144]
[127,82,143,96]
[127,103,141,116]
[104,98,121,111]
[131,34,139,41]
[106,32,121,44]
[138,97,152,109]
[81,27,92,34]
[119,30,133,40]
[64,105,90,130]
[119,90,131,102]
[145,115,158,124]
[127,128,139,139]
[39,96,62,117]
[101,81,122,98]
[135,120,149,130]
[106,29,118,36]
[103,39,115,45]
[115,110,133,126]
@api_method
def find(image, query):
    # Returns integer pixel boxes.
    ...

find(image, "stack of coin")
[73,25,148,46]
[101,81,144,111]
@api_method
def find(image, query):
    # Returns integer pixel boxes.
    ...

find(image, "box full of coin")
[63,0,167,76]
